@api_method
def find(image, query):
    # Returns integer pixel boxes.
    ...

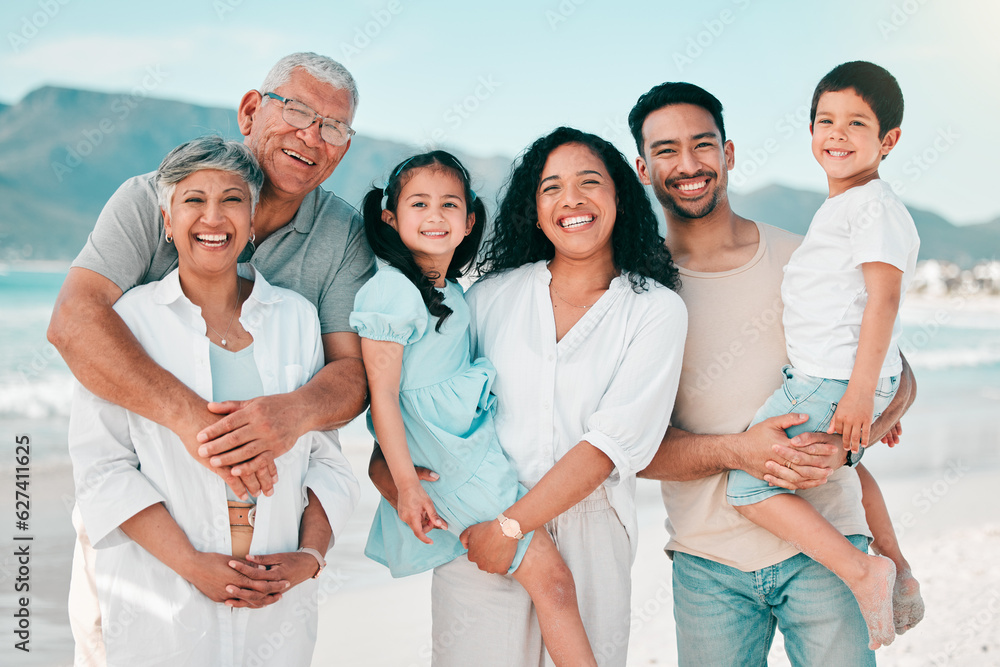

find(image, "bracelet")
[297,547,326,579]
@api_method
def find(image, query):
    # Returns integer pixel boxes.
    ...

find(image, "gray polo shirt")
[72,172,375,333]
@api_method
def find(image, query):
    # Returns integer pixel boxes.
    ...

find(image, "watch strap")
[298,547,326,579]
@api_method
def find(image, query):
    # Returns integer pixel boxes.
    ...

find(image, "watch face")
[502,518,521,538]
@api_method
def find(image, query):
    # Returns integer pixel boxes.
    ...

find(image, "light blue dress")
[351,267,532,578]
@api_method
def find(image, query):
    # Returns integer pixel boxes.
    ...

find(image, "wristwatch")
[497,512,524,540]
[298,547,326,579]
[845,446,866,468]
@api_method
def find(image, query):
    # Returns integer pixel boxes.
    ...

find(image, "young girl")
[350,151,597,667]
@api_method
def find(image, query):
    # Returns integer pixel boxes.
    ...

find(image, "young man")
[49,52,374,666]
[630,82,915,666]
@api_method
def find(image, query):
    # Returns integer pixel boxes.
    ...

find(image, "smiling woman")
[404,127,688,666]
[67,136,360,666]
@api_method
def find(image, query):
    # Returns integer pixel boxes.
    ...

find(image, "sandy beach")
[6,423,997,667]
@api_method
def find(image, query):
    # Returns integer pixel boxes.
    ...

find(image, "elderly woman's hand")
[178,552,289,608]
[218,551,320,608]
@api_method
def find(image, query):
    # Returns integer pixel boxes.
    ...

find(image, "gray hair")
[261,52,359,118]
[156,136,264,217]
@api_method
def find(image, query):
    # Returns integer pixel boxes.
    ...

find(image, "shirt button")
[791,399,797,405]
[547,354,554,361]
[543,402,551,410]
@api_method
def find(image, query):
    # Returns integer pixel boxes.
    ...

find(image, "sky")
[2,0,998,224]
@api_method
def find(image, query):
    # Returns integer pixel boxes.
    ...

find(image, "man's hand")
[179,551,288,607]
[460,520,517,575]
[196,395,300,486]
[765,431,845,490]
[740,414,845,490]
[368,445,439,511]
[171,403,279,500]
[828,386,875,452]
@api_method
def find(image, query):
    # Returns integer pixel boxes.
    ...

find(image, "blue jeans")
[728,365,899,506]
[672,535,875,667]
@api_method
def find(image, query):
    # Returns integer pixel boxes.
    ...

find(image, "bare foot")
[849,555,896,650]
[893,569,925,635]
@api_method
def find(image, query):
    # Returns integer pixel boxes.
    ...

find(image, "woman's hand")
[460,520,517,574]
[179,551,289,608]
[397,483,447,544]
[223,550,322,606]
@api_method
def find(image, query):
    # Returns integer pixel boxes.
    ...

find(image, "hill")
[0,85,996,266]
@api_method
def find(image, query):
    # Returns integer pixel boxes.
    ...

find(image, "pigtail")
[447,196,487,280]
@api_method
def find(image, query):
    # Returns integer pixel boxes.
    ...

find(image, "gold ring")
[785,460,793,469]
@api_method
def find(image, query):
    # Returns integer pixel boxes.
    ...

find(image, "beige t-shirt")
[661,221,871,572]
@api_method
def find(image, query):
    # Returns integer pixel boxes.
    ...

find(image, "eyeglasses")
[262,92,356,147]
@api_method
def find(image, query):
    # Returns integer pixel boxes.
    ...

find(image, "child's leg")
[510,529,597,667]
[735,493,896,649]
[857,463,924,634]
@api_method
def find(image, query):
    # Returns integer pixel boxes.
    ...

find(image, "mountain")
[0,85,997,265]
[729,185,1000,266]
[0,86,510,261]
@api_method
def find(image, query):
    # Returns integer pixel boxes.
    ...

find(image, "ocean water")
[3,267,999,474]
[2,267,999,667]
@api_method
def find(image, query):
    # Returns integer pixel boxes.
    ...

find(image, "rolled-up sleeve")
[300,308,361,551]
[581,289,687,485]
[303,430,361,552]
[68,384,166,549]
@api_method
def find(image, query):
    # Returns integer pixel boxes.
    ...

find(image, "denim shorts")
[727,365,898,506]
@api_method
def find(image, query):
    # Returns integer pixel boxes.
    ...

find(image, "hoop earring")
[248,230,256,252]
[165,232,173,243]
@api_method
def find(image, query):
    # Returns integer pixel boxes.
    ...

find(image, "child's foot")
[893,569,924,634]
[849,555,896,650]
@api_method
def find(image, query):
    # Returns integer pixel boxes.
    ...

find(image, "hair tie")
[469,189,477,203]
[380,189,389,211]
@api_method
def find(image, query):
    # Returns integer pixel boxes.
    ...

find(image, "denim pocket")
[781,365,835,407]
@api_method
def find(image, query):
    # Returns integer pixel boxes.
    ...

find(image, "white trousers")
[69,504,106,667]
[431,486,633,667]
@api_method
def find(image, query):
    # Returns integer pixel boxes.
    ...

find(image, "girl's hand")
[828,388,875,452]
[179,551,288,607]
[397,483,448,544]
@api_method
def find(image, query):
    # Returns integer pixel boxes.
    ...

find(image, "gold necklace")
[206,279,242,347]
[549,284,595,309]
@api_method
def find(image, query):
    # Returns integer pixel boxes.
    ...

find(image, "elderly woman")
[372,127,687,665]
[68,136,359,666]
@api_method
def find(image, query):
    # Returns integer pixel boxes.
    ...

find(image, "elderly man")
[48,52,373,666]
[629,82,915,667]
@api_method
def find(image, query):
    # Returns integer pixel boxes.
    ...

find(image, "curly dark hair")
[477,127,679,292]
[361,150,487,331]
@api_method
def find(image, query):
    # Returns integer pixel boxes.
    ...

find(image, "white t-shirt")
[782,179,920,380]
[467,261,687,561]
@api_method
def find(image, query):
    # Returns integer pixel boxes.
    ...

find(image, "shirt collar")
[151,264,283,310]
[284,187,321,234]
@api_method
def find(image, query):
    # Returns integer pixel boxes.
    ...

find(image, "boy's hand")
[397,483,448,544]
[828,387,875,452]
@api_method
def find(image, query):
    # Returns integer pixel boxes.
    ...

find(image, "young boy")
[725,61,924,650]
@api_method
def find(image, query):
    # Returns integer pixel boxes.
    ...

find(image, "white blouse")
[69,266,360,667]
[466,261,687,559]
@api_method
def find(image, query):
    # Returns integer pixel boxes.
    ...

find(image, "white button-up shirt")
[69,266,360,667]
[466,262,687,559]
